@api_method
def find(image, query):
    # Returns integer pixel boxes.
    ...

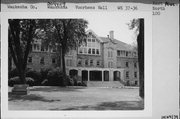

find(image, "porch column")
[88,70,90,81]
[102,70,104,82]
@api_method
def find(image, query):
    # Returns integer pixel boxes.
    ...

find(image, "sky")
[82,14,138,45]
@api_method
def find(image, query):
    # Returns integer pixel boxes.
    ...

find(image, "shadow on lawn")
[8,92,61,102]
[29,86,85,92]
[60,100,144,110]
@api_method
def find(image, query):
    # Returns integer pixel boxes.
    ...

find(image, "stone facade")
[11,29,139,86]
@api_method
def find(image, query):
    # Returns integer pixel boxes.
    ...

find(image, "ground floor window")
[40,57,45,65]
[126,71,129,79]
[134,72,137,78]
[28,57,32,63]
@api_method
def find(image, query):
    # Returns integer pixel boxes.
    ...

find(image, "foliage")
[39,19,88,85]
[26,69,41,85]
[128,18,144,98]
[9,68,19,79]
[8,19,40,84]
[40,68,51,80]
[47,68,64,86]
[8,76,35,87]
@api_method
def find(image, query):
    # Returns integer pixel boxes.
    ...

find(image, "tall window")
[126,62,129,67]
[117,50,120,56]
[85,59,88,66]
[40,57,45,65]
[90,59,93,66]
[97,60,100,66]
[134,62,137,68]
[33,44,40,51]
[134,72,137,78]
[78,59,82,66]
[126,71,129,79]
[88,48,91,54]
[52,58,56,64]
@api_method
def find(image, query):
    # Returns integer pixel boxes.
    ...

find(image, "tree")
[41,19,88,86]
[8,19,37,84]
[128,18,144,98]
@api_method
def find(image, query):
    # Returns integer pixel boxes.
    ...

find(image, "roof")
[87,29,136,51]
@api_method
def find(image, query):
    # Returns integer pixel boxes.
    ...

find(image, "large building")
[25,30,139,86]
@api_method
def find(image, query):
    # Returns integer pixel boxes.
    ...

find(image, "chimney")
[109,31,114,39]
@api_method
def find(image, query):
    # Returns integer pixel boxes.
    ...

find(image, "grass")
[9,86,143,110]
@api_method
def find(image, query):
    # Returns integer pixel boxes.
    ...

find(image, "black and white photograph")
[7,15,145,111]
[1,0,179,119]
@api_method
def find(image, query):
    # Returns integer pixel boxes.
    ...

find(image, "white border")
[1,12,152,118]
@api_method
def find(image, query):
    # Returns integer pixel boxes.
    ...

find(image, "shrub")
[26,69,41,85]
[40,68,51,81]
[9,68,19,79]
[47,68,64,86]
[8,76,21,87]
[41,79,48,86]
[8,77,35,87]
[26,77,35,86]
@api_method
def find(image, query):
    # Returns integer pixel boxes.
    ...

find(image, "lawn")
[8,86,143,110]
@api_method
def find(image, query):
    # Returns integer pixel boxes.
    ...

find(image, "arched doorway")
[90,70,102,81]
[104,70,109,81]
[82,70,88,81]
[114,71,120,81]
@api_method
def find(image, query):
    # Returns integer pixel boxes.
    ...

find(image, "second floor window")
[134,62,137,68]
[134,72,137,78]
[126,62,129,67]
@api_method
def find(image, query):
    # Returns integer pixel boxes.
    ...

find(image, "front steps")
[86,81,124,88]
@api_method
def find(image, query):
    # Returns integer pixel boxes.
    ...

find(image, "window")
[135,81,138,85]
[134,72,137,78]
[126,51,128,57]
[33,44,40,51]
[92,49,95,54]
[96,49,99,55]
[92,39,95,42]
[28,57,32,63]
[126,71,129,79]
[97,61,100,66]
[41,46,45,52]
[88,38,91,42]
[40,57,44,65]
[126,62,129,67]
[52,46,56,52]
[78,59,82,66]
[90,59,93,66]
[79,48,83,54]
[52,58,56,64]
[85,59,88,66]
[117,50,120,56]
[88,48,91,54]
[134,62,137,68]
